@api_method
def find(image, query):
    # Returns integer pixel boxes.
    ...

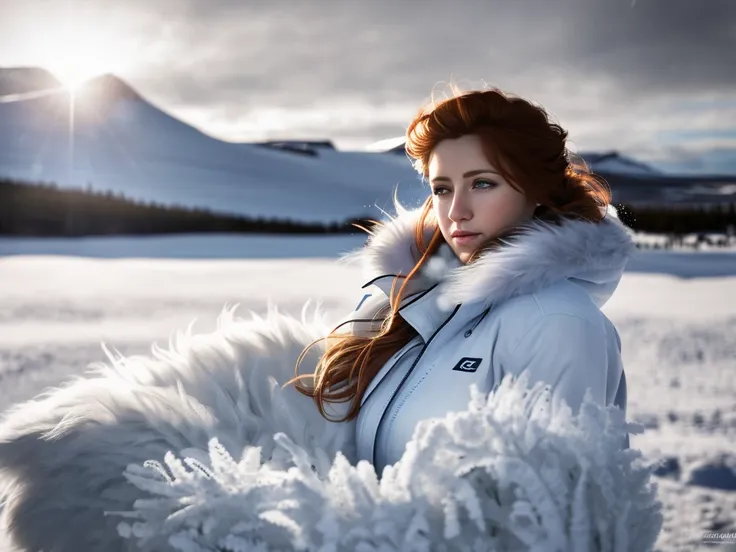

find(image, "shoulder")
[491,280,607,359]
[495,279,604,327]
[531,280,604,327]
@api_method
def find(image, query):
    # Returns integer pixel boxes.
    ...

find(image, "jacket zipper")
[464,304,492,338]
[359,335,423,407]
[351,284,441,407]
[372,303,463,467]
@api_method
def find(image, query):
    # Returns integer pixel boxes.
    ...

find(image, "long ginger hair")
[283,85,612,422]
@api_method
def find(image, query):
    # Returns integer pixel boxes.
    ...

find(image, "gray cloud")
[3,0,733,162]
[134,0,735,98]
[565,0,736,90]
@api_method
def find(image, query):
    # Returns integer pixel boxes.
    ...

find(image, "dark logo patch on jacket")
[452,357,483,373]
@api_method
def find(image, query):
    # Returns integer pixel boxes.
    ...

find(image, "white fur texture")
[339,197,635,309]
[0,303,355,552]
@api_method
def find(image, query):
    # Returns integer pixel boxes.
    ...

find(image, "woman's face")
[428,134,537,263]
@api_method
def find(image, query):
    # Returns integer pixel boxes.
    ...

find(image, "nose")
[448,191,472,222]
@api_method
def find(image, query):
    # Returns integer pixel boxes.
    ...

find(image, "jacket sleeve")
[505,313,608,416]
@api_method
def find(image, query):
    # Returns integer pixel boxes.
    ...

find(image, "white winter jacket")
[338,204,636,475]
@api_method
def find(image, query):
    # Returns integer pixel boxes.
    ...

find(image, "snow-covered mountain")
[0,67,62,97]
[0,68,427,223]
[575,151,662,177]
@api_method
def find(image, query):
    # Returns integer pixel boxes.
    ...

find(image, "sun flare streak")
[27,15,135,185]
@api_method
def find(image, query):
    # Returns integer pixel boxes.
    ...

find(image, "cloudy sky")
[1,0,734,172]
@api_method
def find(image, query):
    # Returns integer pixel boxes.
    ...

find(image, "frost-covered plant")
[112,372,663,552]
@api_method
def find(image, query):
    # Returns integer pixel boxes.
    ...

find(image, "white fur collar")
[341,199,636,309]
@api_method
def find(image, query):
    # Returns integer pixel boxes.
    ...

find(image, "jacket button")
[464,329,472,338]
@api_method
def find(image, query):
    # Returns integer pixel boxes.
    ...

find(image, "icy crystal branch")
[113,372,663,552]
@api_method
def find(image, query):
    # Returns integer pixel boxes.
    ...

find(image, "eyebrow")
[430,169,499,184]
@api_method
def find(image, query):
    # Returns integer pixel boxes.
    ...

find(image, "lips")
[452,232,480,244]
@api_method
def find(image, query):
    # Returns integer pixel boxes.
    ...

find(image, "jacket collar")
[340,199,636,319]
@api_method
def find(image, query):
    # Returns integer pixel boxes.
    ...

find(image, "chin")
[444,243,473,264]
[455,250,472,264]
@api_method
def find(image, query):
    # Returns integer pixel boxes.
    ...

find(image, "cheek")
[477,191,529,227]
[432,199,450,230]
[501,189,528,212]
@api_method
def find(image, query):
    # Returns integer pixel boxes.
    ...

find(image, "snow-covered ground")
[0,234,735,551]
[634,231,736,252]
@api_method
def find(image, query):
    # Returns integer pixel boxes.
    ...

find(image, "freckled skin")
[428,134,537,264]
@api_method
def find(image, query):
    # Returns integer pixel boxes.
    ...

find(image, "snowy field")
[0,234,735,551]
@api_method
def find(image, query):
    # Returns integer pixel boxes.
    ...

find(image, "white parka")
[338,203,636,475]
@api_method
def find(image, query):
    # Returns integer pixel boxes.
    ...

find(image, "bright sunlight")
[45,40,124,91]
[28,17,133,91]
[51,63,107,91]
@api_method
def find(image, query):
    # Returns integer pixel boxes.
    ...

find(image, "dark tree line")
[615,203,736,235]
[0,178,376,236]
[0,177,734,238]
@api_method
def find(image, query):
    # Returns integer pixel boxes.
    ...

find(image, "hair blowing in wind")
[283,86,612,422]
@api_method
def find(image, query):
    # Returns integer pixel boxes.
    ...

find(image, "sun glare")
[34,23,132,91]
[48,52,114,91]
[52,67,105,91]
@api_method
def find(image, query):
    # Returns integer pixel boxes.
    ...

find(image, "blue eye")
[432,179,496,196]
[474,179,497,189]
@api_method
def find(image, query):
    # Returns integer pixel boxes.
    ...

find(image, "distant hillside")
[0,67,427,224]
[0,67,62,95]
[575,151,662,176]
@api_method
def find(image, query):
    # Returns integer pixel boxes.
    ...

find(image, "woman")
[287,86,635,475]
